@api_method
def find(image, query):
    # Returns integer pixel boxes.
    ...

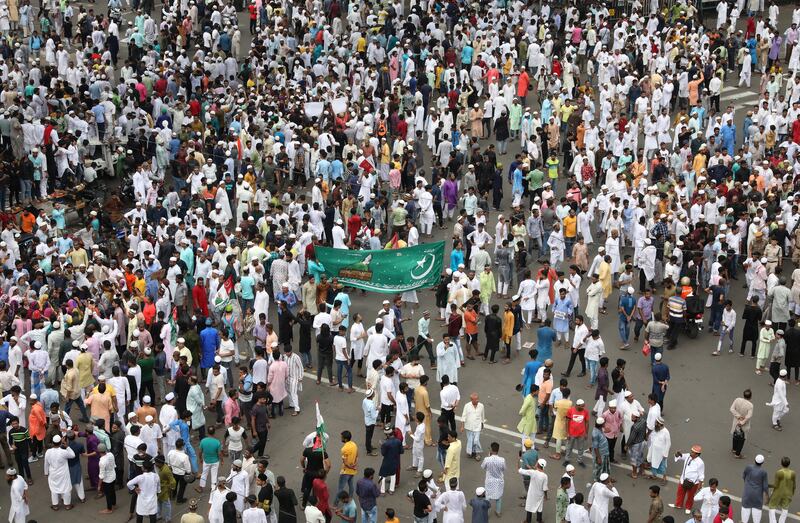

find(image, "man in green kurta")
[179,240,195,286]
[768,457,796,523]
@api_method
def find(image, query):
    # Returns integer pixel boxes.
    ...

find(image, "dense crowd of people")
[4,0,800,521]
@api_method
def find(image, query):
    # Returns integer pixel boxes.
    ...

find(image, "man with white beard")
[44,434,76,510]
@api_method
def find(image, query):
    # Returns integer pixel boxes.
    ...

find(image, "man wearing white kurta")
[44,435,76,508]
[604,232,621,275]
[434,478,467,523]
[767,369,790,429]
[159,393,179,457]
[225,460,249,513]
[519,459,548,520]
[647,419,672,483]
[587,474,619,523]
[127,462,161,522]
[635,239,657,290]
[242,496,268,523]
[208,481,231,523]
[284,347,304,413]
[585,276,604,330]
[618,390,644,442]
[418,187,434,236]
[6,468,29,523]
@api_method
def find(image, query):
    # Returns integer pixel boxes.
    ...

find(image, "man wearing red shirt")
[396,116,408,141]
[347,209,362,245]
[446,303,464,364]
[305,238,319,264]
[247,2,258,34]
[447,86,459,111]
[563,398,589,467]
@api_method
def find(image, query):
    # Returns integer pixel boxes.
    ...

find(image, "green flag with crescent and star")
[314,241,445,293]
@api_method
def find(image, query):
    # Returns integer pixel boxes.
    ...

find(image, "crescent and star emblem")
[410,253,437,280]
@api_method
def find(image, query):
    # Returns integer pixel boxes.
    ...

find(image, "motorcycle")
[52,183,102,224]
[685,310,703,339]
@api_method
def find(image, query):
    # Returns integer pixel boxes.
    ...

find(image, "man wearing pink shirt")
[601,400,623,464]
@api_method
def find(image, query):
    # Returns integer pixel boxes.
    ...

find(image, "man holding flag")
[300,403,331,506]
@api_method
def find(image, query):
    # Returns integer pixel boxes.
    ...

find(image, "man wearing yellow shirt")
[563,209,578,258]
[442,431,462,483]
[560,99,576,134]
[133,270,146,301]
[339,430,358,495]
[545,154,560,192]
[356,33,367,56]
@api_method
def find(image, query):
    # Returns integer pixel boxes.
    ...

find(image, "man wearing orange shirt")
[28,394,47,459]
[142,296,156,326]
[19,209,36,234]
[124,265,136,293]
[537,367,554,436]
[563,209,578,258]
[516,66,530,106]
[462,303,479,361]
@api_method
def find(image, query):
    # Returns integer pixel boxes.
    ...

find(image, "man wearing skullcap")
[5,467,28,523]
[44,433,76,509]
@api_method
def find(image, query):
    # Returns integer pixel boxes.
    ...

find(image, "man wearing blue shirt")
[239,267,256,313]
[91,103,106,139]
[315,151,332,182]
[200,319,221,376]
[331,158,344,181]
[333,284,352,328]
[618,287,637,350]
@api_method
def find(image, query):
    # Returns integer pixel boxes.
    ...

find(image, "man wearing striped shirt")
[666,294,686,350]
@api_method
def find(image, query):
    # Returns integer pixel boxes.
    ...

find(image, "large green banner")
[314,242,445,293]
